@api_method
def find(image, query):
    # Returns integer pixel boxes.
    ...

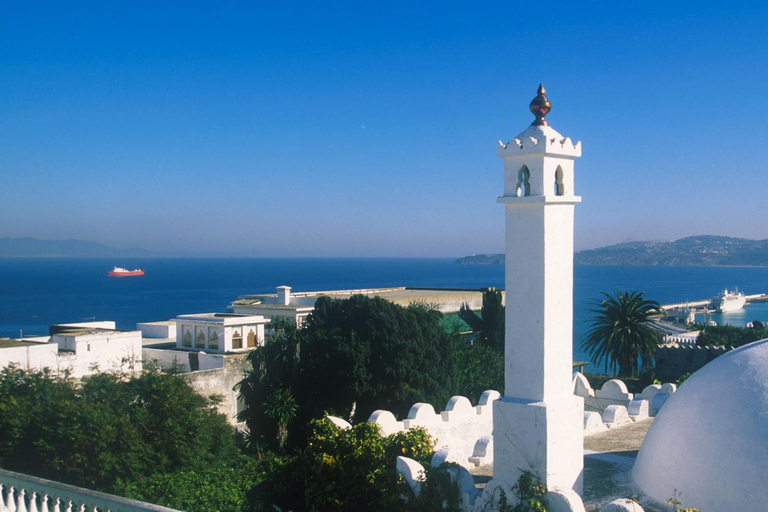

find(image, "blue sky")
[2,2,768,257]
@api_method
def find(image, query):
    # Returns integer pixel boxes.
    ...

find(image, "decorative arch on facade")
[555,165,565,196]
[517,165,531,197]
[232,329,243,349]
[196,329,206,348]
[208,327,219,350]
[182,327,192,347]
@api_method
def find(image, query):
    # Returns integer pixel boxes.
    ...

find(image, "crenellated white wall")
[366,390,500,470]
[572,372,678,435]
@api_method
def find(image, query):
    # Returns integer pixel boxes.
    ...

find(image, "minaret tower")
[493,85,584,494]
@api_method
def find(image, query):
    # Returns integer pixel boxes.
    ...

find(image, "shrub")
[248,419,439,512]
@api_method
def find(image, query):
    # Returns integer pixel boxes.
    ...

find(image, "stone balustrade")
[0,469,180,512]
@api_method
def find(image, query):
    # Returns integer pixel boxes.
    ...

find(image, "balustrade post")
[28,492,39,512]
[16,489,26,512]
[0,484,7,512]
[40,494,49,512]
[6,486,16,512]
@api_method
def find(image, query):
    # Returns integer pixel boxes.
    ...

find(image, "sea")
[3,258,768,372]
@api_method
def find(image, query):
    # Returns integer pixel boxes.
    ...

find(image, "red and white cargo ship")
[108,266,145,277]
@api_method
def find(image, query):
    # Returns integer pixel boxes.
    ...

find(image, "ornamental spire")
[529,83,551,126]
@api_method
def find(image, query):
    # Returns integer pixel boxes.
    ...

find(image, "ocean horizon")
[4,257,768,372]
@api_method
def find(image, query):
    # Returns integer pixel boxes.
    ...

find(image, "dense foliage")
[299,296,460,423]
[582,290,661,378]
[458,287,505,354]
[237,317,301,452]
[0,365,237,493]
[237,295,504,455]
[114,454,267,512]
[247,419,458,512]
[696,323,768,348]
[455,342,504,398]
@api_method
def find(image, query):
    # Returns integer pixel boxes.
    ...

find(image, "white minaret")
[492,85,584,495]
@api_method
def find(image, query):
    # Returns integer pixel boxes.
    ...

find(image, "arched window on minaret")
[555,165,565,196]
[517,165,531,197]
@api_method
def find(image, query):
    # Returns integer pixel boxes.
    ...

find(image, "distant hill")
[456,236,768,267]
[575,236,768,266]
[0,238,153,258]
[454,253,504,266]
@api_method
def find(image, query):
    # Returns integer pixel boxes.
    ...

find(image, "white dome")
[513,124,565,142]
[633,339,768,511]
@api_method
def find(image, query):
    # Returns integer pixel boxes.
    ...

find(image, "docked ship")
[108,266,145,277]
[711,288,746,313]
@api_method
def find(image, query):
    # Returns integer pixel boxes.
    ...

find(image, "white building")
[0,321,143,378]
[137,320,177,341]
[230,285,496,325]
[175,313,266,353]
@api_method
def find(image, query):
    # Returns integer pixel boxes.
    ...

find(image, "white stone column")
[493,85,584,494]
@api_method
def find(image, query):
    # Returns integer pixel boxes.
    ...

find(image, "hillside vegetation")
[456,236,768,266]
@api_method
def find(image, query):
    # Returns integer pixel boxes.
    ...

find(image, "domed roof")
[633,339,768,511]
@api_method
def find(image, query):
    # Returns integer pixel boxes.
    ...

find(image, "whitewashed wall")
[363,391,500,470]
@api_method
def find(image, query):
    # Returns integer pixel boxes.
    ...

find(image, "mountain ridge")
[456,236,768,267]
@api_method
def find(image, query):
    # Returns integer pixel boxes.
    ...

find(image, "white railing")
[0,469,181,512]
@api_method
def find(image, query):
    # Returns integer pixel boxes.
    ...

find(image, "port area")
[653,293,767,337]
[660,293,768,313]
[659,293,766,318]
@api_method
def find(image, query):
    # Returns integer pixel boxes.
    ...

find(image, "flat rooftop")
[234,287,503,313]
[51,327,133,337]
[0,338,44,349]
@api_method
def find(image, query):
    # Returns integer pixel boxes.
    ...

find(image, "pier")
[660,293,767,313]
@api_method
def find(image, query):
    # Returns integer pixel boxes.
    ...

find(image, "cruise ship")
[711,288,746,313]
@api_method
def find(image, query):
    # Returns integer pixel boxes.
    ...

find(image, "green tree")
[0,365,237,492]
[582,290,661,378]
[237,317,301,453]
[696,323,768,348]
[454,342,503,399]
[247,419,443,512]
[458,287,505,353]
[299,295,460,423]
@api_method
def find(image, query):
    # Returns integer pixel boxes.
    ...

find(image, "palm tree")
[582,290,661,378]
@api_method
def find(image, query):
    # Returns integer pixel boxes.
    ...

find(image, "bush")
[114,455,264,512]
[0,365,237,492]
[248,419,439,512]
[697,323,768,348]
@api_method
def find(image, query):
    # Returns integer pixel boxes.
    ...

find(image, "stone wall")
[331,390,500,471]
[572,372,678,435]
[181,354,250,425]
[654,343,730,382]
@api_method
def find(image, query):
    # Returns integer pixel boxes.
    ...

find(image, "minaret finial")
[529,83,551,126]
